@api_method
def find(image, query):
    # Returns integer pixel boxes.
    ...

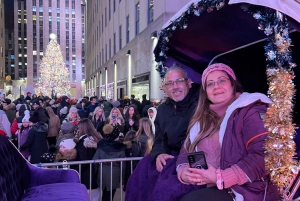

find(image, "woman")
[45,106,61,146]
[63,106,80,124]
[177,63,279,201]
[89,106,105,135]
[20,107,49,164]
[74,118,102,201]
[105,107,125,137]
[135,118,154,156]
[124,105,140,134]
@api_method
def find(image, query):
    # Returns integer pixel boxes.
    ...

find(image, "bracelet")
[216,168,224,190]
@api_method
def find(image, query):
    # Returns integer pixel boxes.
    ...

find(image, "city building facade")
[12,0,85,98]
[85,0,190,101]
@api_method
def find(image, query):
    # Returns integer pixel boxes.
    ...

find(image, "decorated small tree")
[37,33,71,97]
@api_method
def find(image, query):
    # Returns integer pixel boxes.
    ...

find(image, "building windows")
[113,33,116,54]
[109,0,111,20]
[102,14,103,32]
[126,15,129,43]
[135,2,140,36]
[148,0,154,24]
[48,0,51,7]
[105,7,107,27]
[57,0,60,8]
[66,0,69,7]
[72,0,75,9]
[113,0,116,12]
[109,39,111,58]
[119,25,122,50]
[105,44,107,61]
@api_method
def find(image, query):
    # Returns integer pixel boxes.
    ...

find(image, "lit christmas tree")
[37,33,71,97]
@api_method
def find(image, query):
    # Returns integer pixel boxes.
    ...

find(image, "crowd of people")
[1,62,281,201]
[1,90,157,201]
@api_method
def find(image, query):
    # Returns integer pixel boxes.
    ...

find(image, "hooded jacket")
[92,140,126,190]
[3,103,16,124]
[20,122,49,164]
[150,83,200,161]
[147,107,157,134]
[177,93,280,201]
[74,134,98,189]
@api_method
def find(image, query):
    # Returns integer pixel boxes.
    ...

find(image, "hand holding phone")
[187,151,208,170]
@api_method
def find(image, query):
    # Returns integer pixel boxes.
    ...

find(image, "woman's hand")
[129,119,134,126]
[184,164,217,185]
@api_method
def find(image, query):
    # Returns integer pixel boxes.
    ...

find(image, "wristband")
[216,168,224,190]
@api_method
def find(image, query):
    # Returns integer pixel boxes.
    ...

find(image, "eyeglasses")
[164,78,188,87]
[206,77,229,89]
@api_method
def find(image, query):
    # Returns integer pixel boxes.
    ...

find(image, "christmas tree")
[37,34,71,97]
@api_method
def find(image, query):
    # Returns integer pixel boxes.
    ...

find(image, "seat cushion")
[21,183,88,201]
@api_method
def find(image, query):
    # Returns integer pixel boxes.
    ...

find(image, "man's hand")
[156,153,174,172]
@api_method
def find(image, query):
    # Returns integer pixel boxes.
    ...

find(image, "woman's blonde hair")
[92,106,106,121]
[136,118,154,156]
[184,73,243,153]
[77,118,102,141]
[108,107,125,124]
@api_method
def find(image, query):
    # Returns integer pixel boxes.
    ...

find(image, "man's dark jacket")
[150,83,200,161]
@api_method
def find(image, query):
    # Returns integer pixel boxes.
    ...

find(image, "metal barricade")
[35,157,142,201]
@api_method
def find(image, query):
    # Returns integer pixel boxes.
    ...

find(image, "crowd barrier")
[34,157,143,201]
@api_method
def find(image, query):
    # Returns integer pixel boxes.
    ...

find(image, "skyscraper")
[13,0,85,98]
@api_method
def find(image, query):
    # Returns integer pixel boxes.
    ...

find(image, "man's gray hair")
[165,63,188,80]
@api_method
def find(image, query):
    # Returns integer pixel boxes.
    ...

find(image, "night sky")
[4,0,14,30]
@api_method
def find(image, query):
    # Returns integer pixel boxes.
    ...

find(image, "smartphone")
[112,115,116,120]
[187,151,208,170]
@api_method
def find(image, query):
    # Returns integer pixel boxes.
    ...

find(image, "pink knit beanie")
[202,63,236,90]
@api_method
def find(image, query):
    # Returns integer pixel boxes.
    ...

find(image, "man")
[30,99,40,116]
[42,96,51,108]
[140,94,151,116]
[25,92,32,101]
[85,96,98,117]
[126,64,200,201]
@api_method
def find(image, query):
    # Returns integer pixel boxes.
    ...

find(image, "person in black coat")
[124,105,140,134]
[73,118,102,200]
[20,107,50,164]
[88,106,106,135]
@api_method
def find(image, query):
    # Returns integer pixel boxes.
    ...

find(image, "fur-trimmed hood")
[56,148,77,161]
[79,134,98,149]
[98,140,126,153]
[30,122,49,133]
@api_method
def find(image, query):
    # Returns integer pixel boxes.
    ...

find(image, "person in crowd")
[76,98,88,118]
[0,104,12,139]
[62,106,80,124]
[25,92,32,101]
[10,104,30,138]
[123,106,129,119]
[17,111,31,159]
[86,96,98,117]
[51,101,60,115]
[74,118,101,201]
[106,107,125,137]
[124,105,140,134]
[125,64,200,201]
[56,122,77,147]
[177,63,279,201]
[20,107,49,164]
[140,94,151,115]
[57,96,70,115]
[59,106,68,124]
[30,99,40,116]
[89,106,106,135]
[147,107,157,134]
[40,145,57,164]
[55,139,77,162]
[42,96,51,108]
[135,118,154,156]
[31,94,38,100]
[93,123,126,201]
[45,106,61,146]
[3,98,16,124]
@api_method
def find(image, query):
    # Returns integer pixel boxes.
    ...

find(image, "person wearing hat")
[18,110,31,159]
[59,106,68,124]
[25,92,32,101]
[30,99,40,116]
[93,123,126,201]
[3,98,16,124]
[55,138,77,162]
[63,106,80,125]
[42,96,51,108]
[0,104,11,139]
[20,107,49,164]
